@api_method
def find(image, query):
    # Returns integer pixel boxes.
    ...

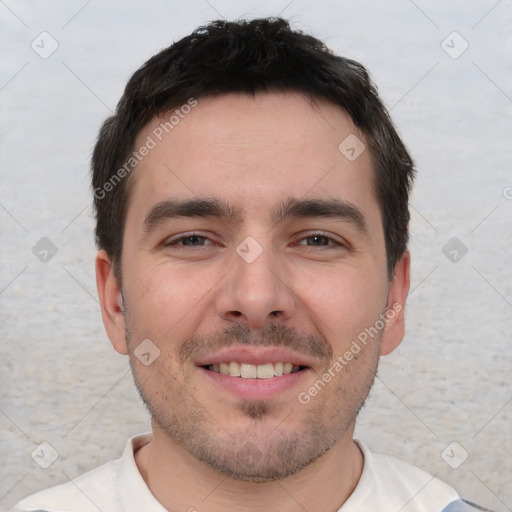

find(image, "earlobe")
[95,250,128,355]
[380,250,411,356]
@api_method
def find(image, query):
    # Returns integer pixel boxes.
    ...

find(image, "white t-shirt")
[11,433,486,512]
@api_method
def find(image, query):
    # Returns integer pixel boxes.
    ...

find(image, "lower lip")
[197,367,310,400]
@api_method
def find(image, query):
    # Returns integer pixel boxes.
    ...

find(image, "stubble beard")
[125,316,381,482]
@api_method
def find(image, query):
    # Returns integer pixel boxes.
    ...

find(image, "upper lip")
[194,346,315,368]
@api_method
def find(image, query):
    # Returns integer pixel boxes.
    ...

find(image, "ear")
[95,250,128,355]
[380,250,411,356]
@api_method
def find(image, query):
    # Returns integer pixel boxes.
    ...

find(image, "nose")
[214,241,296,330]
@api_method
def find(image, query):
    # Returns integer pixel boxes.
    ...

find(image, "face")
[97,92,409,481]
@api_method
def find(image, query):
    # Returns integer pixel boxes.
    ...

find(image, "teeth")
[219,362,229,375]
[207,361,303,378]
[256,363,274,379]
[241,363,257,378]
[229,361,241,377]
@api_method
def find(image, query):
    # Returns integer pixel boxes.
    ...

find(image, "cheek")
[293,265,386,348]
[124,260,220,339]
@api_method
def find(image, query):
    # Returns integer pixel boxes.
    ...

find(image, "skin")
[96,92,410,511]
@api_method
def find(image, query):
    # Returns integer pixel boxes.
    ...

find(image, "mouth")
[202,361,307,379]
[195,347,313,400]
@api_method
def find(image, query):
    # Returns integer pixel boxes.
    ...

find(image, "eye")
[164,233,215,247]
[295,233,344,248]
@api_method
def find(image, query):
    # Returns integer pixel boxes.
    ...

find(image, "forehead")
[127,92,379,227]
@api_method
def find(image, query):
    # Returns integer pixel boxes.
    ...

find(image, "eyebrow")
[142,196,370,236]
[143,197,239,233]
[272,197,370,235]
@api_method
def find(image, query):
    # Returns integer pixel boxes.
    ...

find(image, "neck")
[135,421,363,512]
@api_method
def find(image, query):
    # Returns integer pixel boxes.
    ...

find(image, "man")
[14,17,492,512]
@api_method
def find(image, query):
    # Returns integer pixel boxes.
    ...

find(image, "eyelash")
[294,233,345,248]
[164,232,346,249]
[164,233,215,248]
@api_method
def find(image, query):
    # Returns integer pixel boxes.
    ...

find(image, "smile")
[204,361,305,379]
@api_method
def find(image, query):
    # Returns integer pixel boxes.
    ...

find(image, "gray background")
[1,0,511,510]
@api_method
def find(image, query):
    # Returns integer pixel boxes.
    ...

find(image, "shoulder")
[341,441,494,512]
[11,458,120,512]
[442,499,497,512]
[11,433,154,512]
